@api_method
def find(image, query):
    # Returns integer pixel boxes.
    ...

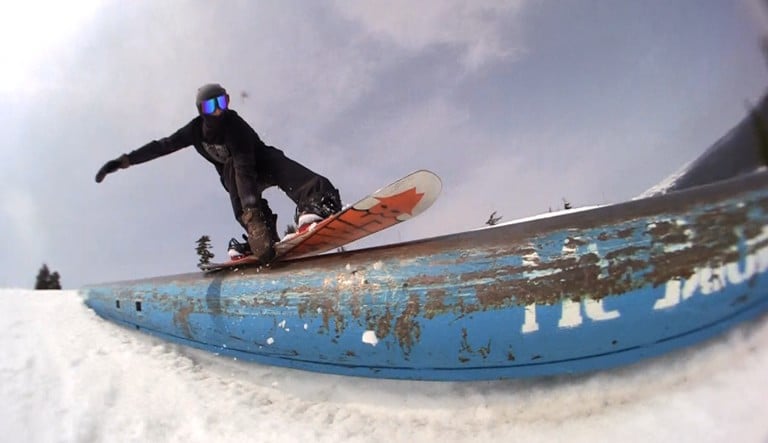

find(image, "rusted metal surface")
[81,171,768,380]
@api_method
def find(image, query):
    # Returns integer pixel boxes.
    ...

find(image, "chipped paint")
[81,171,768,381]
[362,331,378,346]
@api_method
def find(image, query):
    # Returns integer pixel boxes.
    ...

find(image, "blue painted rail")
[81,171,768,380]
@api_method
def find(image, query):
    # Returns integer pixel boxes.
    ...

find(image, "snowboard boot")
[283,213,324,241]
[227,235,252,259]
[241,207,276,263]
[295,193,342,223]
[284,193,342,241]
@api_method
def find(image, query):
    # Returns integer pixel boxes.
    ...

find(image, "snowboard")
[199,169,442,272]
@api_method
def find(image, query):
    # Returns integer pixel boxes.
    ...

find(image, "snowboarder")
[95,83,342,263]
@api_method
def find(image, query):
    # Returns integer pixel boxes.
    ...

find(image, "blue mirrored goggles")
[199,95,229,115]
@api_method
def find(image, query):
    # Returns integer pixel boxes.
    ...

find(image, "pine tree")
[48,271,62,290]
[35,264,62,289]
[195,235,215,266]
[35,264,51,289]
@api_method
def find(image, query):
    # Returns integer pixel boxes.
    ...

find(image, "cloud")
[1,189,43,248]
[0,0,103,93]
[1,1,764,288]
[333,95,537,240]
[332,0,527,70]
[0,189,46,285]
[745,0,768,31]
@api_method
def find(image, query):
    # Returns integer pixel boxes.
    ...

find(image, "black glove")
[95,154,130,183]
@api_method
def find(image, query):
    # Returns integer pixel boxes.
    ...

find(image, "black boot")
[241,207,276,263]
[227,235,252,259]
[295,192,342,223]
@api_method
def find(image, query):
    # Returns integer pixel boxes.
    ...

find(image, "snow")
[1,289,767,443]
[474,205,604,230]
[635,160,694,199]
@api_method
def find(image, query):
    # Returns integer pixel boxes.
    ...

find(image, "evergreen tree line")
[35,264,62,289]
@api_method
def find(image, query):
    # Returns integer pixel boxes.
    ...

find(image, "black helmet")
[196,83,227,104]
[196,83,230,117]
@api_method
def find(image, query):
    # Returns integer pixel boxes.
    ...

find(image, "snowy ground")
[1,289,766,443]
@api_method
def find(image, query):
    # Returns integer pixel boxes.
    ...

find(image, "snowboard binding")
[227,235,253,259]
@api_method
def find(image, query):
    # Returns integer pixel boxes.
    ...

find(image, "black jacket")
[126,110,265,209]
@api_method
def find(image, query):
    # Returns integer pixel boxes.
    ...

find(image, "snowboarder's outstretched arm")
[95,120,197,183]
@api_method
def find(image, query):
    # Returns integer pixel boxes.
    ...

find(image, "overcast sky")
[2,0,767,288]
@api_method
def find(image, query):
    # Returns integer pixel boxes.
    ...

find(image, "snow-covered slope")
[473,205,603,230]
[1,289,766,443]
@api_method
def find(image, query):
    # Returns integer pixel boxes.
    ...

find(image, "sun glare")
[0,0,102,92]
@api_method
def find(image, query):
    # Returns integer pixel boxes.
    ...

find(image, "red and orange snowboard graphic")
[200,170,441,271]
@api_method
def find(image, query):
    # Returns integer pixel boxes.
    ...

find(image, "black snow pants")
[220,146,341,234]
